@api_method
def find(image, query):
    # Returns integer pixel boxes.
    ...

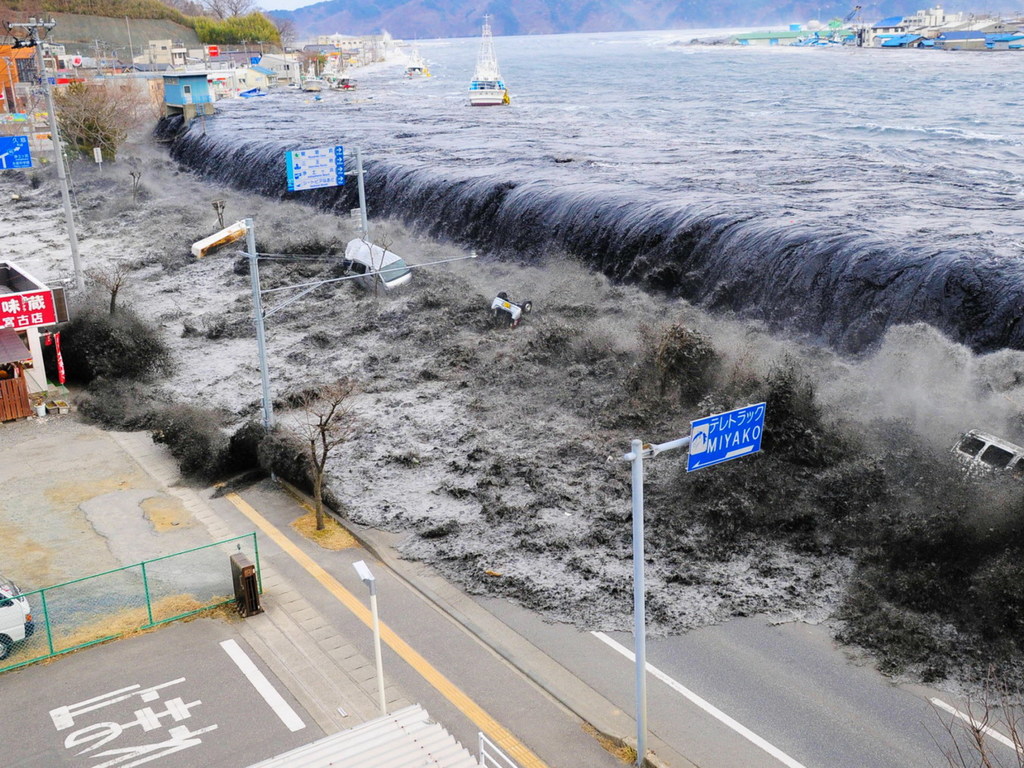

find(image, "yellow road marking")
[225,492,548,768]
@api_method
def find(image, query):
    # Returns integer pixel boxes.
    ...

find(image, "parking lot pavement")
[1,619,318,768]
[0,419,409,763]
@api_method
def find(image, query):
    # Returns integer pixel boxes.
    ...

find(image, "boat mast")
[475,15,501,79]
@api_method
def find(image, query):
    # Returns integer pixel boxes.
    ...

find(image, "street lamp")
[353,559,387,715]
[622,435,691,768]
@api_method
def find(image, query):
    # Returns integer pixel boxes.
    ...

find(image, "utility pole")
[124,16,135,67]
[22,18,85,291]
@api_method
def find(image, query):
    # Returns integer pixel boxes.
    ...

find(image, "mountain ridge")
[268,1,967,40]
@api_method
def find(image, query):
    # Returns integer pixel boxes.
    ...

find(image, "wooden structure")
[0,377,31,421]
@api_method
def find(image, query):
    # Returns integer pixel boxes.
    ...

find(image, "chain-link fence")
[0,533,259,672]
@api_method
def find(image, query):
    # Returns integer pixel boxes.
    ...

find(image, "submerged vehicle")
[469,17,510,106]
[489,292,532,328]
[343,239,412,291]
[952,429,1024,476]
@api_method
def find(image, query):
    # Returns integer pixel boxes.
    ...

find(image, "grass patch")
[291,510,358,550]
[582,722,637,764]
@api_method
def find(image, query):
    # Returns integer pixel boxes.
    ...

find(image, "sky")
[257,0,310,13]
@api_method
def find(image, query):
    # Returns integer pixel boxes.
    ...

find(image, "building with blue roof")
[162,72,214,121]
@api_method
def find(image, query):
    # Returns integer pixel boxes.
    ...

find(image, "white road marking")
[220,639,305,732]
[592,631,808,768]
[931,697,1024,755]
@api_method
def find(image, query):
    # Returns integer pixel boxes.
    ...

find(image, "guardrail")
[0,532,260,673]
[479,731,521,768]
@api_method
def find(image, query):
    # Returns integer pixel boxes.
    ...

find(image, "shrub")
[225,420,268,474]
[151,404,229,482]
[653,324,719,405]
[75,379,162,431]
[60,302,169,383]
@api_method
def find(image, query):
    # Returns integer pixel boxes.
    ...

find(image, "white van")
[343,239,412,291]
[952,429,1024,477]
[0,575,34,660]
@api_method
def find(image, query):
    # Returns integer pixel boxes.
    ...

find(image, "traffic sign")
[0,136,32,170]
[687,402,765,471]
[206,45,219,57]
[285,145,345,192]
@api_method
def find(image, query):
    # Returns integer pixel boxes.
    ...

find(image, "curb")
[274,477,695,768]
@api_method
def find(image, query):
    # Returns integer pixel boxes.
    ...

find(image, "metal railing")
[479,732,521,768]
[0,533,260,673]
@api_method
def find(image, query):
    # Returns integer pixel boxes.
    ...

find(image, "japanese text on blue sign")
[687,402,765,472]
[285,145,345,192]
[0,136,32,170]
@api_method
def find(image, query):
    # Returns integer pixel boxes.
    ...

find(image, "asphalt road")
[0,619,318,768]
[478,598,983,768]
[215,482,624,768]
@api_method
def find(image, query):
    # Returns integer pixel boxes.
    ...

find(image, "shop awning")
[0,328,30,364]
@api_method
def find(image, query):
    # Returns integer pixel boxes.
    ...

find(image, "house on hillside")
[144,39,188,68]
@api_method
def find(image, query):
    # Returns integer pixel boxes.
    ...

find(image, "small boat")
[405,48,431,77]
[238,88,266,98]
[333,77,357,90]
[469,17,509,106]
[301,79,324,92]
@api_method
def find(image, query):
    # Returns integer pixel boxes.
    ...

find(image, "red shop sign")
[0,290,57,329]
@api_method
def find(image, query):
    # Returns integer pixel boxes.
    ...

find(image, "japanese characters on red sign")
[0,290,57,329]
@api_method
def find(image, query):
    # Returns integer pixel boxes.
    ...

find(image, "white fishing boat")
[469,17,509,106]
[301,78,324,92]
[405,48,431,77]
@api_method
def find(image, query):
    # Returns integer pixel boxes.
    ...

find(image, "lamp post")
[622,434,691,768]
[353,559,387,715]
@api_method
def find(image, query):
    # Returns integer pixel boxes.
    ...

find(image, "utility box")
[230,553,263,617]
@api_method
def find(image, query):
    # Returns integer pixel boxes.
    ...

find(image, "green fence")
[0,533,260,673]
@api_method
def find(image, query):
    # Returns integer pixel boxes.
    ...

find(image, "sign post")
[622,402,765,767]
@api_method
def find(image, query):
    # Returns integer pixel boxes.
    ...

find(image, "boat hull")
[469,92,507,106]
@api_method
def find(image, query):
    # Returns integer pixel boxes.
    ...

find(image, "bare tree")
[54,81,151,160]
[936,681,1024,767]
[273,17,296,48]
[201,0,256,19]
[296,380,358,531]
[86,262,132,315]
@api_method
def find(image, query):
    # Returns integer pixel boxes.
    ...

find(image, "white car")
[0,575,34,660]
[344,239,412,291]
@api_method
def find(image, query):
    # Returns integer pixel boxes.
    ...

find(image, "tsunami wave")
[159,115,1024,356]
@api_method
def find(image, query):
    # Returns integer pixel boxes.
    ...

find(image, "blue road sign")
[285,145,345,192]
[687,402,766,471]
[0,136,32,170]
[250,56,260,65]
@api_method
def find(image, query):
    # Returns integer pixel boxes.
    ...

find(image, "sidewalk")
[109,430,410,735]
[112,429,693,768]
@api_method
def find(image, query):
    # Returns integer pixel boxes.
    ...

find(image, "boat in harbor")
[469,17,509,106]
[301,78,324,92]
[405,48,431,77]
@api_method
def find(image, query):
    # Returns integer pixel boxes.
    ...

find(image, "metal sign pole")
[629,438,648,767]
[355,146,369,239]
[246,218,274,430]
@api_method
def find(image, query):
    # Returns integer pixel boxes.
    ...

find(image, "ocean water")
[165,30,1024,353]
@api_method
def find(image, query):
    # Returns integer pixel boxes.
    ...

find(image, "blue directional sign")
[0,136,32,170]
[687,402,766,472]
[285,145,345,192]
